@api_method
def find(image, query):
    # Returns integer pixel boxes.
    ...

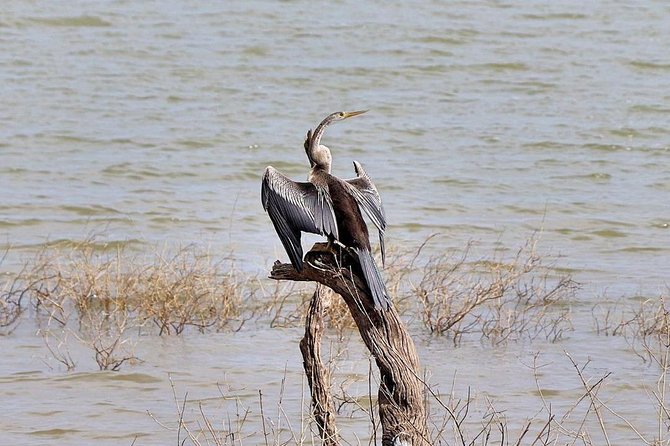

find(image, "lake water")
[1,0,669,444]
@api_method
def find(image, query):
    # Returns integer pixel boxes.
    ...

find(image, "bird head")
[327,110,368,123]
[304,110,368,171]
[306,110,367,148]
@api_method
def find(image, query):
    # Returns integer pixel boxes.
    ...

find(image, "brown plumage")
[261,111,389,310]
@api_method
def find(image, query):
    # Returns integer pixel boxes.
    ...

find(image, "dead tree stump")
[270,243,430,446]
[300,284,339,446]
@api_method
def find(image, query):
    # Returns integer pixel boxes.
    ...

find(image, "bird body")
[261,111,390,310]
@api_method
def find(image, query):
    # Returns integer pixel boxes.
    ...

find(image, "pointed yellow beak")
[342,110,368,119]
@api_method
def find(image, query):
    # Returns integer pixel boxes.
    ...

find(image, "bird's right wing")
[261,166,338,270]
[345,161,387,265]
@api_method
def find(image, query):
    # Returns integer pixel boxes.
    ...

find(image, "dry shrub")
[250,279,311,328]
[25,243,141,369]
[139,249,242,335]
[1,256,25,332]
[427,386,554,446]
[253,277,357,334]
[157,351,670,446]
[18,239,244,370]
[294,288,357,334]
[414,236,577,345]
[255,236,577,344]
[593,294,670,339]
[427,347,670,445]
[321,292,356,333]
[593,292,670,364]
[26,241,242,334]
[150,376,252,446]
[376,241,416,311]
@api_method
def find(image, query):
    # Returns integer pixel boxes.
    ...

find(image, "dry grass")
[160,338,670,446]
[139,249,243,335]
[428,347,669,445]
[150,373,320,446]
[27,241,242,334]
[13,239,246,370]
[412,236,578,345]
[255,234,577,347]
[590,292,670,445]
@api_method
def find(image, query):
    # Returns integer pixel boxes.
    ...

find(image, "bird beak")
[342,110,368,119]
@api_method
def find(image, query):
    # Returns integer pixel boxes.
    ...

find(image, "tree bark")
[300,284,339,446]
[270,243,430,446]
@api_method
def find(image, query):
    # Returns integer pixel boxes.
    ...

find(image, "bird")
[261,110,390,310]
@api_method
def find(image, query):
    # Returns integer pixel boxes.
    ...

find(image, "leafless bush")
[425,343,670,445]
[252,279,311,328]
[14,239,244,370]
[294,288,357,335]
[414,236,577,345]
[77,291,138,371]
[1,273,25,332]
[593,292,670,363]
[156,343,670,446]
[253,279,366,336]
[39,324,77,371]
[592,298,628,337]
[24,241,243,331]
[139,249,242,335]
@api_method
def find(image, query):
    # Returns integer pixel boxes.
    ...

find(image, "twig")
[259,390,269,446]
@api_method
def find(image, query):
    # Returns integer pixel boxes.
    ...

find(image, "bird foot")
[306,243,338,272]
[307,242,356,271]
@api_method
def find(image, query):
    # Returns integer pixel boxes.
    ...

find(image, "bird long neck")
[308,145,332,174]
[309,118,330,151]
[306,116,335,174]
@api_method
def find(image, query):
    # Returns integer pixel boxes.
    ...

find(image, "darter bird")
[261,110,389,310]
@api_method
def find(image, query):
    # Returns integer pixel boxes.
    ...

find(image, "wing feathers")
[345,161,387,265]
[353,247,390,310]
[262,166,338,270]
[262,165,391,310]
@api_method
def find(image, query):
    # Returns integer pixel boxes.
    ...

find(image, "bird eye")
[338,112,345,118]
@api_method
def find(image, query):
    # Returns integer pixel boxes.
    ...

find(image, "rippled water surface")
[2,0,670,444]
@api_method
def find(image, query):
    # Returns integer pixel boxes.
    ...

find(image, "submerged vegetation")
[413,237,577,344]
[2,240,247,369]
[2,234,670,444]
[0,232,579,362]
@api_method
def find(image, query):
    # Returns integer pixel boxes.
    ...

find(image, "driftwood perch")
[270,243,430,446]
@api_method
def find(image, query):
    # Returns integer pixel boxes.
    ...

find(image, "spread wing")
[261,166,338,270]
[345,161,387,265]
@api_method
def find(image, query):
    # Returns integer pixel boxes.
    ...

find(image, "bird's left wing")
[261,166,338,270]
[345,161,387,265]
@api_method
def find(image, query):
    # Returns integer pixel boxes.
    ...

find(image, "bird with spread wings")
[261,110,389,310]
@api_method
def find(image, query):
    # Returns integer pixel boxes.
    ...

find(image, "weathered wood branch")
[270,243,430,446]
[300,285,339,446]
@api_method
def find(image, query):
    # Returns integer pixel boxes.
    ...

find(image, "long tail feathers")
[353,247,390,311]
